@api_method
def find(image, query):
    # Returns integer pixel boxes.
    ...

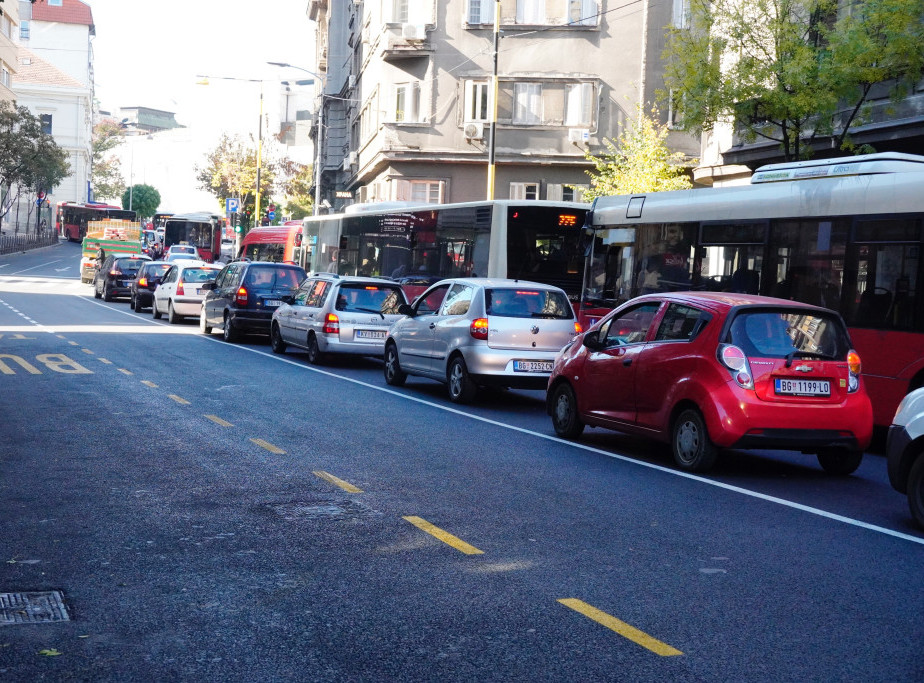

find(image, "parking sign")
[225,198,240,213]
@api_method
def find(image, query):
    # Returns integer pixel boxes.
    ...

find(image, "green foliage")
[91,119,125,202]
[196,133,278,221]
[663,0,924,160]
[277,159,314,219]
[122,184,161,220]
[581,106,694,200]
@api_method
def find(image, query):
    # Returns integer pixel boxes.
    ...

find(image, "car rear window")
[334,283,406,314]
[118,259,148,270]
[485,288,573,319]
[244,266,305,289]
[180,268,219,282]
[726,309,851,359]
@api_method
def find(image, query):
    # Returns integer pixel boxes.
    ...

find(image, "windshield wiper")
[784,350,835,367]
[355,306,385,319]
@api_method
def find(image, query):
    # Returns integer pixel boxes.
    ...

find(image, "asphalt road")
[1,241,922,682]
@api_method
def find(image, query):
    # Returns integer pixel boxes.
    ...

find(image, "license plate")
[355,329,387,340]
[264,299,283,307]
[513,360,553,373]
[774,378,831,396]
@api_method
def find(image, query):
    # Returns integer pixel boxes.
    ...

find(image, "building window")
[0,14,10,39]
[19,20,29,40]
[0,67,10,89]
[547,184,588,201]
[516,0,546,23]
[40,114,52,134]
[395,178,445,203]
[393,82,421,123]
[564,83,594,126]
[569,0,599,25]
[464,81,490,122]
[513,83,542,124]
[48,0,63,6]
[394,0,409,23]
[467,0,494,24]
[510,182,539,200]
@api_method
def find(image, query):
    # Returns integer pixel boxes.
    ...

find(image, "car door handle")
[429,323,436,329]
[623,358,632,366]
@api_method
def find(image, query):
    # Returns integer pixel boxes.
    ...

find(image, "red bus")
[162,212,222,263]
[238,221,303,263]
[57,202,136,242]
[584,152,924,429]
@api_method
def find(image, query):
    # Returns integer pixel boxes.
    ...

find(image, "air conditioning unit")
[568,128,590,144]
[341,152,358,171]
[463,122,484,140]
[401,23,427,41]
[347,74,356,89]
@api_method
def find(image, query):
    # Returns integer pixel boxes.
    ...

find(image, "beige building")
[0,2,19,102]
[307,0,699,213]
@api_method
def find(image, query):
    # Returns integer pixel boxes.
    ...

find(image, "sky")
[88,0,318,210]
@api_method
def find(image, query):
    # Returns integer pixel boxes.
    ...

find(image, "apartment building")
[0,2,19,103]
[308,0,699,212]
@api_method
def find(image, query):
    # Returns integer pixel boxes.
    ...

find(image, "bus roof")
[751,152,924,184]
[240,226,297,244]
[165,212,221,222]
[305,199,590,223]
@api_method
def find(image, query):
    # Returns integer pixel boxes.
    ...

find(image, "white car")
[152,261,221,324]
[887,387,924,528]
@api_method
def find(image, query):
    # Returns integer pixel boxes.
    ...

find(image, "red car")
[547,292,873,474]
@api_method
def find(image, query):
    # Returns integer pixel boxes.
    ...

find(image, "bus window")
[845,242,920,330]
[768,219,848,310]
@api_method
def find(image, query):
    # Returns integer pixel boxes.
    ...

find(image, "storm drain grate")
[0,591,70,625]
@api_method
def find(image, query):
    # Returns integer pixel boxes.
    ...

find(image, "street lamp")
[196,75,265,231]
[267,62,325,215]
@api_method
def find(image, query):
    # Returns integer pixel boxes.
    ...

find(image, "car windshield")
[334,284,406,314]
[244,266,305,289]
[485,288,573,319]
[726,309,851,360]
[180,268,219,282]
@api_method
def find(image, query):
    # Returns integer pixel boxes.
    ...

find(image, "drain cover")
[0,591,70,625]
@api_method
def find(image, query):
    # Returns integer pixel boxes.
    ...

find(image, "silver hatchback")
[271,274,408,363]
[383,278,580,403]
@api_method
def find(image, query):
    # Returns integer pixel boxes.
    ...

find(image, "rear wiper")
[530,313,564,319]
[355,306,385,319]
[784,350,835,367]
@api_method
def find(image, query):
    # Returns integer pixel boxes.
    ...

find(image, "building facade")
[308,0,699,213]
[0,2,20,103]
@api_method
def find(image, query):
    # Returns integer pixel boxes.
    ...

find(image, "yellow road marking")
[98,358,113,365]
[168,394,190,405]
[141,380,158,388]
[204,414,233,427]
[402,516,484,555]
[557,599,683,656]
[81,348,93,355]
[118,368,133,375]
[313,471,363,493]
[250,438,285,454]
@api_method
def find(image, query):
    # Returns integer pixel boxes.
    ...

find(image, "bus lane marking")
[0,354,92,375]
[118,368,133,375]
[81,348,94,355]
[204,414,233,427]
[558,598,683,656]
[168,394,190,405]
[402,516,484,555]
[141,380,158,388]
[250,438,285,454]
[97,358,113,365]
[314,471,363,493]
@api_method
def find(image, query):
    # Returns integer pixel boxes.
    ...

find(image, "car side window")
[214,266,230,288]
[654,304,706,341]
[601,302,661,346]
[228,265,243,290]
[415,284,451,315]
[440,284,473,316]
[305,280,329,307]
[294,279,315,306]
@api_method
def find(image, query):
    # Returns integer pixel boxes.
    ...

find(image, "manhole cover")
[265,499,380,521]
[0,591,70,625]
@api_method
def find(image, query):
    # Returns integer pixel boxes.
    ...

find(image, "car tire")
[130,295,137,311]
[103,283,113,302]
[222,313,239,343]
[93,281,101,299]
[906,454,924,529]
[305,333,323,364]
[167,302,183,324]
[672,408,718,472]
[447,355,477,404]
[817,448,863,476]
[384,342,407,387]
[199,310,212,335]
[550,382,585,439]
[270,323,287,354]
[152,300,162,319]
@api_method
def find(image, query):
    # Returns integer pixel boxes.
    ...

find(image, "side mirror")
[201,281,215,291]
[582,329,602,350]
[397,303,415,317]
[281,295,294,304]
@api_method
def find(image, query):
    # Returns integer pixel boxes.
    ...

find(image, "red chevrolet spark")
[547,292,873,474]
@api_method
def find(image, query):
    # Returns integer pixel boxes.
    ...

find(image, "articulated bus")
[57,202,136,242]
[583,152,924,428]
[162,212,222,263]
[238,221,303,263]
[300,200,590,301]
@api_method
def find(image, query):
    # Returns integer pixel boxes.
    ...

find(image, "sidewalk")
[0,230,59,255]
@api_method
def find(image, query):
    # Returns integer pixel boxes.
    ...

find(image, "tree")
[196,133,278,224]
[91,119,126,202]
[581,106,694,200]
[277,159,314,219]
[0,100,70,227]
[122,184,160,220]
[663,0,924,161]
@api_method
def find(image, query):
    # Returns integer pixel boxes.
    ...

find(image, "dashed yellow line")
[118,368,133,375]
[204,414,233,427]
[141,380,158,388]
[168,394,190,405]
[557,599,683,656]
[402,516,484,555]
[314,471,363,493]
[250,438,285,454]
[56,335,66,339]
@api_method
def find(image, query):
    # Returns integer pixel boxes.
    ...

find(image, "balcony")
[381,24,433,61]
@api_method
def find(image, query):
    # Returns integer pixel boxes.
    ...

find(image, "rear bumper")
[729,429,863,452]
[229,309,274,333]
[462,347,557,390]
[318,335,387,357]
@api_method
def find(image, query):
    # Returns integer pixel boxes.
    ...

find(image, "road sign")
[268,211,276,220]
[225,198,240,213]
[37,190,46,200]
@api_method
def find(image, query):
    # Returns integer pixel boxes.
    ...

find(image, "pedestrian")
[95,242,106,270]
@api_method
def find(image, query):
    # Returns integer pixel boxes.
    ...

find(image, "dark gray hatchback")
[199,260,306,342]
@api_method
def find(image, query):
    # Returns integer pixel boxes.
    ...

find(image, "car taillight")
[109,269,122,276]
[176,281,185,296]
[235,286,248,305]
[574,321,583,334]
[470,317,488,340]
[718,344,753,389]
[847,349,861,393]
[322,313,340,334]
